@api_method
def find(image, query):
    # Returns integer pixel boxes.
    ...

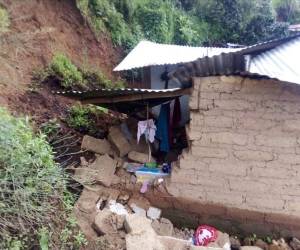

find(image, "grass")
[0,6,9,33]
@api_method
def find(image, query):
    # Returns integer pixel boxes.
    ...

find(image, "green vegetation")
[33,53,125,89]
[272,0,300,23]
[0,108,86,249]
[77,0,292,50]
[50,54,84,88]
[0,5,9,33]
[66,104,114,136]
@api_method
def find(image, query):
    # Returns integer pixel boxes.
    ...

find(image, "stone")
[128,151,155,164]
[151,218,174,236]
[290,238,300,250]
[75,189,99,214]
[158,235,192,250]
[230,237,241,250]
[126,231,164,250]
[269,239,292,250]
[117,193,130,204]
[124,214,153,234]
[130,203,147,217]
[80,156,89,167]
[73,168,99,185]
[208,231,230,250]
[255,239,268,250]
[81,135,112,155]
[241,247,263,250]
[108,126,132,157]
[89,154,117,187]
[108,200,129,216]
[147,206,162,220]
[93,208,125,235]
[128,195,151,210]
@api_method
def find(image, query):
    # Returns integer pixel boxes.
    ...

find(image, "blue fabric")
[156,103,170,152]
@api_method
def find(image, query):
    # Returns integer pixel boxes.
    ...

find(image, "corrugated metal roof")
[169,35,300,85]
[55,87,190,114]
[248,37,300,84]
[55,87,184,99]
[113,41,242,71]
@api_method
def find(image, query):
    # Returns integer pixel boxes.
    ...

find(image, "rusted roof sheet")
[113,41,242,71]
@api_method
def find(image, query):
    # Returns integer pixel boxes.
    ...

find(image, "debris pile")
[72,123,300,249]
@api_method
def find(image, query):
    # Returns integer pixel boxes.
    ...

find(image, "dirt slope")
[0,0,122,116]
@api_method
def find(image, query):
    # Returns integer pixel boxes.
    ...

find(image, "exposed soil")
[0,0,123,119]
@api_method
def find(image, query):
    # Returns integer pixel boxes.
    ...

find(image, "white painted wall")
[150,65,190,126]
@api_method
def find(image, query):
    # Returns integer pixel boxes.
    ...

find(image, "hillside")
[0,0,122,117]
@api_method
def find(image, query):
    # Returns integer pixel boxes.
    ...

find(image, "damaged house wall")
[166,76,300,235]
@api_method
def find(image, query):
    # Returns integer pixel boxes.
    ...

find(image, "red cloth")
[194,225,218,246]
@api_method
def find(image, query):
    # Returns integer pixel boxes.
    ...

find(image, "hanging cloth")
[137,119,156,143]
[156,103,170,152]
[172,97,182,127]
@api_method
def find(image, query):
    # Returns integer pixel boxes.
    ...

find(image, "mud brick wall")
[168,76,300,218]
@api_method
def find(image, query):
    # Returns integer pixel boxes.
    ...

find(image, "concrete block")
[151,218,174,236]
[128,151,154,164]
[108,126,132,157]
[89,154,117,187]
[81,135,112,155]
[147,207,162,220]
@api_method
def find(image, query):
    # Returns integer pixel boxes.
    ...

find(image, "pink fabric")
[194,225,218,246]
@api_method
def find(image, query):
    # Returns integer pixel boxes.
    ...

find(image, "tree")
[272,0,300,23]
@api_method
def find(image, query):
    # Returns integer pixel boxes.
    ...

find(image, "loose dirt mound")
[0,0,122,113]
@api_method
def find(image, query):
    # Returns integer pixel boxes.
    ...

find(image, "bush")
[50,53,84,88]
[0,108,83,248]
[82,69,126,89]
[0,6,9,33]
[66,104,110,135]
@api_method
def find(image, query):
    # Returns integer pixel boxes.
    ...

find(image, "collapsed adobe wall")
[165,76,300,236]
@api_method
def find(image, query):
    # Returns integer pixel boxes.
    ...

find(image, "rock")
[158,235,192,250]
[125,214,166,250]
[241,247,263,250]
[255,239,268,250]
[130,203,147,217]
[111,175,121,185]
[117,193,130,204]
[124,214,154,234]
[230,236,242,250]
[147,206,162,220]
[108,126,132,157]
[290,238,300,250]
[269,239,292,250]
[80,156,89,167]
[81,135,112,155]
[76,189,99,214]
[151,218,174,236]
[131,175,137,184]
[128,151,155,164]
[93,209,125,235]
[89,154,117,187]
[73,168,99,185]
[208,231,230,250]
[108,200,129,216]
[128,195,151,210]
[126,231,164,250]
